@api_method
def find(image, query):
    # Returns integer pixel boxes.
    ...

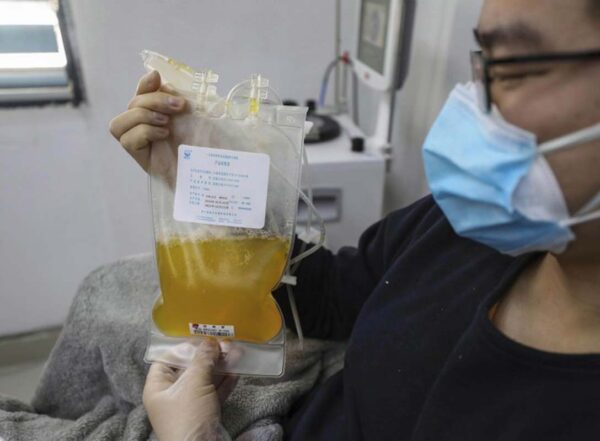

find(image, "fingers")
[108,71,187,173]
[213,341,241,403]
[119,124,169,153]
[128,92,186,114]
[143,338,240,412]
[109,107,169,140]
[213,340,243,386]
[159,83,178,95]
[216,375,239,405]
[108,80,184,142]
[144,339,219,399]
[136,70,161,95]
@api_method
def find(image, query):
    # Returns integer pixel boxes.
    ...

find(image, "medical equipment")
[354,0,415,92]
[298,0,416,251]
[354,0,415,153]
[141,50,323,377]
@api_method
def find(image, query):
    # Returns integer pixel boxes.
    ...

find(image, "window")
[0,0,84,106]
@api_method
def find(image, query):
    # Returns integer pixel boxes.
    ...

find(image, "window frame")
[0,0,85,108]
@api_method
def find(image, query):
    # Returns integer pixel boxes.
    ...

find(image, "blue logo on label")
[184,150,192,160]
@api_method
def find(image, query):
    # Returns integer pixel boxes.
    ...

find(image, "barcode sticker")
[189,323,235,337]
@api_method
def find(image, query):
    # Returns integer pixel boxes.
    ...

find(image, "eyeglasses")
[470,49,600,113]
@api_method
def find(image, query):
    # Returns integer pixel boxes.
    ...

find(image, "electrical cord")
[318,54,359,127]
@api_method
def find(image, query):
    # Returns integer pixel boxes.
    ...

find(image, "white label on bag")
[189,323,235,337]
[174,145,270,229]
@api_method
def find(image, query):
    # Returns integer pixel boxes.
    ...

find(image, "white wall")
[339,0,484,211]
[0,0,336,336]
[0,0,483,336]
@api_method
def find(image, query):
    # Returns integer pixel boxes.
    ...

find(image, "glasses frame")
[470,49,600,113]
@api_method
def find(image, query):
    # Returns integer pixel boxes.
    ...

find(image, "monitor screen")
[357,0,390,75]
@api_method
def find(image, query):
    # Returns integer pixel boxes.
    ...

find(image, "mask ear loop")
[538,123,600,154]
[561,191,600,227]
[561,208,600,227]
[537,123,600,228]
[577,191,600,216]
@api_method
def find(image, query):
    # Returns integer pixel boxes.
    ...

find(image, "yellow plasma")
[152,235,289,343]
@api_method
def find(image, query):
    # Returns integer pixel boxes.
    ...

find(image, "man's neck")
[556,253,600,314]
[493,252,600,354]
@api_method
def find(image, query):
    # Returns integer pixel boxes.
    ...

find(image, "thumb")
[180,338,221,389]
[143,339,211,396]
[136,69,161,95]
[144,361,178,396]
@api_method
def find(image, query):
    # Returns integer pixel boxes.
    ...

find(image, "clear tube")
[271,144,326,350]
[286,284,304,350]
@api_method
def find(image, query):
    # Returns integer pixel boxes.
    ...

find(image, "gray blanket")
[0,254,345,441]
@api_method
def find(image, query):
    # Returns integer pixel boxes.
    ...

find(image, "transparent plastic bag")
[141,51,323,376]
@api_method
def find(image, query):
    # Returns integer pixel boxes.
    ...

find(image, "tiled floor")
[0,359,47,403]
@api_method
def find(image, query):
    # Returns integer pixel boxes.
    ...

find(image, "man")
[110,1,600,439]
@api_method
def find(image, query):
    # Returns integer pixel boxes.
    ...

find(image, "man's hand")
[109,70,187,172]
[143,338,238,441]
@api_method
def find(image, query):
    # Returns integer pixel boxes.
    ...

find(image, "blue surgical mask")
[423,83,600,256]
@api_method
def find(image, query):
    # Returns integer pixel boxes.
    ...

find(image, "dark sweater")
[274,195,600,441]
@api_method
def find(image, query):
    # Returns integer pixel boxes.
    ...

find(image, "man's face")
[477,0,600,220]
